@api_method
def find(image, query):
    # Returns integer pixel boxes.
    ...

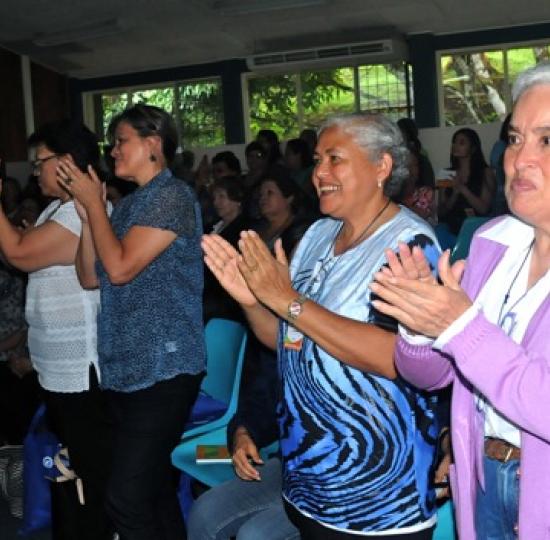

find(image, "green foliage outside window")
[99,79,225,149]
[247,62,412,139]
[440,44,550,126]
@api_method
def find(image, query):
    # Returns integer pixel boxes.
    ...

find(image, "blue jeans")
[187,457,299,540]
[475,454,520,540]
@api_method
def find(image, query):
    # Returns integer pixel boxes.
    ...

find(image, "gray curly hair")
[318,113,410,197]
[512,61,550,104]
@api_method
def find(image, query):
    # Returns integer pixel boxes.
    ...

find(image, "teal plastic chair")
[183,318,247,440]
[451,216,491,263]
[433,500,457,540]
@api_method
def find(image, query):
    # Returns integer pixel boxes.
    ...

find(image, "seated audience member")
[438,127,496,235]
[0,121,113,540]
[0,258,40,445]
[203,176,250,322]
[172,149,196,187]
[255,166,313,254]
[284,138,319,214]
[299,128,318,156]
[370,62,550,540]
[400,151,436,224]
[256,129,283,166]
[212,151,242,181]
[203,113,441,539]
[0,176,22,218]
[243,141,269,190]
[397,118,435,190]
[489,113,511,216]
[187,336,299,540]
[61,104,205,540]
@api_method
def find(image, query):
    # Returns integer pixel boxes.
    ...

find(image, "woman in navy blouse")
[58,104,205,540]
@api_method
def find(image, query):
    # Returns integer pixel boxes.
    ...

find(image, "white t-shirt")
[26,200,100,393]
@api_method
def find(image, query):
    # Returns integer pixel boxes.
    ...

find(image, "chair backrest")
[451,216,491,262]
[202,318,247,405]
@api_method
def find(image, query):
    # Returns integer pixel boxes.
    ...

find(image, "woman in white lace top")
[0,120,113,540]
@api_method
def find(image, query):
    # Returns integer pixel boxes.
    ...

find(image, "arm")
[238,231,397,378]
[455,167,496,215]
[75,221,99,289]
[85,199,177,285]
[0,204,78,272]
[443,311,550,443]
[59,161,179,285]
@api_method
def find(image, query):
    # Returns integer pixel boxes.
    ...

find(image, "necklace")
[497,239,535,326]
[335,199,391,255]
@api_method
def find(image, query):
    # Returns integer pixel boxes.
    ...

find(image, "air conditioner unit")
[246,38,408,71]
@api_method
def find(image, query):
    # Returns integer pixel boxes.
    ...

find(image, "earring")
[377,179,383,189]
[150,154,157,162]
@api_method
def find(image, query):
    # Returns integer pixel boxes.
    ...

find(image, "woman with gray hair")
[203,113,441,538]
[371,62,550,539]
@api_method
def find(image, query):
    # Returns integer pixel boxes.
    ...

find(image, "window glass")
[246,62,412,137]
[440,51,506,126]
[98,79,224,148]
[358,62,411,120]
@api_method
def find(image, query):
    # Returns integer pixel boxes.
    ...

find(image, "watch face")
[289,300,302,319]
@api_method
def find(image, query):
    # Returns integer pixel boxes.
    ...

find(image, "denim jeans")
[475,454,520,540]
[187,457,299,540]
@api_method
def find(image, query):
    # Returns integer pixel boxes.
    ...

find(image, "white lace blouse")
[26,200,100,393]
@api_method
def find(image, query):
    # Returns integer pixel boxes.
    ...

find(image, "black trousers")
[44,365,114,540]
[105,372,203,540]
[284,500,434,540]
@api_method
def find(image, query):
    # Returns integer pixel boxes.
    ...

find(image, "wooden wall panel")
[31,62,70,127]
[0,48,27,161]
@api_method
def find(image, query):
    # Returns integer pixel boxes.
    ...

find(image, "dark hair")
[212,151,242,175]
[285,138,313,168]
[450,128,488,183]
[397,117,422,154]
[257,129,282,164]
[299,128,318,153]
[499,113,512,143]
[28,119,100,172]
[245,141,266,159]
[212,176,246,203]
[108,104,178,164]
[260,165,302,213]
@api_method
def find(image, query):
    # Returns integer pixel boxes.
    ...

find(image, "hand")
[231,428,263,481]
[434,429,451,499]
[237,231,294,310]
[202,233,257,307]
[370,250,471,338]
[8,356,34,379]
[56,156,103,209]
[378,242,437,284]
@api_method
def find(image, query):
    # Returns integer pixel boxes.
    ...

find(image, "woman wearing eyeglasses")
[57,104,205,540]
[0,121,113,540]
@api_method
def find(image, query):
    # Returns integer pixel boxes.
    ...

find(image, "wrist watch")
[287,294,307,321]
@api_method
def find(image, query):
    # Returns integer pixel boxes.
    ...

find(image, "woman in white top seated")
[0,121,113,540]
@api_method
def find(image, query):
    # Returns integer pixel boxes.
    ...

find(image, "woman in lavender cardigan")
[370,62,550,540]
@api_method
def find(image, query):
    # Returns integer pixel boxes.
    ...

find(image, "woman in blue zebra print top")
[202,113,440,539]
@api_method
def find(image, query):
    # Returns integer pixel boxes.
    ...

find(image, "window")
[245,62,412,140]
[96,78,225,148]
[440,43,550,126]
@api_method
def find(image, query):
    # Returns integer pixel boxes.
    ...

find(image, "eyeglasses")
[31,154,59,174]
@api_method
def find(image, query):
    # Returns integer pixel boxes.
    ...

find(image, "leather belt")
[485,437,521,463]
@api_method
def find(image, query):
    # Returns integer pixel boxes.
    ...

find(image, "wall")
[0,46,70,182]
